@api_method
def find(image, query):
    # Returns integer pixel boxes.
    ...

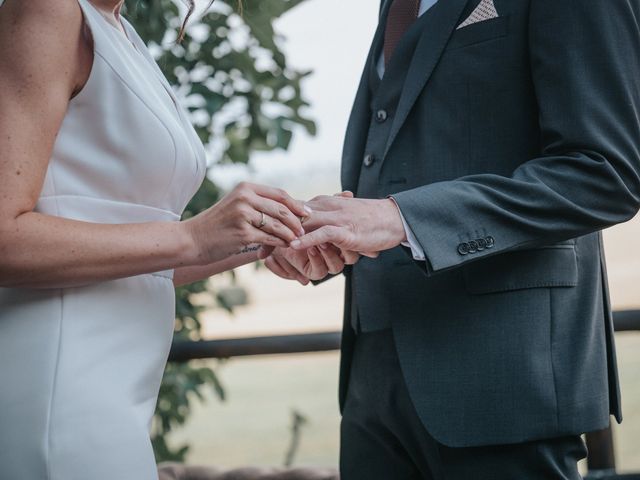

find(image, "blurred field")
[169,215,640,471]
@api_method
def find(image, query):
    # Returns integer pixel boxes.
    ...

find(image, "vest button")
[376,109,388,122]
[363,154,376,167]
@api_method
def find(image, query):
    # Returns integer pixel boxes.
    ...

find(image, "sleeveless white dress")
[0,1,207,478]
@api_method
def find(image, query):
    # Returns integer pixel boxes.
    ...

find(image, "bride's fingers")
[251,184,308,218]
[251,214,298,243]
[251,198,305,238]
[360,251,380,258]
[252,231,289,248]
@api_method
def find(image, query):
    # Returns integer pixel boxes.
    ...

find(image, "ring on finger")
[256,211,267,229]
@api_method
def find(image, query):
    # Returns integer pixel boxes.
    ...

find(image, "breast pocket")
[447,16,510,51]
[462,241,578,295]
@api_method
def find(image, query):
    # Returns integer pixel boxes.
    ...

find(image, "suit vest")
[352,11,432,332]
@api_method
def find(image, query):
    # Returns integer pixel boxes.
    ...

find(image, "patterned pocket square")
[457,0,499,29]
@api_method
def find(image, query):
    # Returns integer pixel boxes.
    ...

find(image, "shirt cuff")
[389,197,426,261]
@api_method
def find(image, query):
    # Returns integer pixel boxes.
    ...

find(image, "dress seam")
[43,112,64,479]
[37,194,181,219]
[45,290,64,480]
[92,48,179,204]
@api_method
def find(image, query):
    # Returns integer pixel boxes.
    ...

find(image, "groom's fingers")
[257,246,275,260]
[278,256,310,285]
[266,255,309,285]
[265,257,289,278]
[271,253,310,285]
[291,225,348,251]
[307,247,329,279]
[341,250,361,265]
[317,244,345,274]
[265,256,293,280]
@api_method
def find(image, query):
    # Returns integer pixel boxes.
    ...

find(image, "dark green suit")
[337,0,640,470]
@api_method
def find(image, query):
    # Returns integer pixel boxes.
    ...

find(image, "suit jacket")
[339,0,640,448]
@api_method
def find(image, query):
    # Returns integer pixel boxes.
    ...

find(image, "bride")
[0,0,343,478]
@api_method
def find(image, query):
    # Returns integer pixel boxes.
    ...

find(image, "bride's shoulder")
[0,0,83,24]
[0,0,87,97]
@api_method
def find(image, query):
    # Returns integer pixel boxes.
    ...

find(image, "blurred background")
[123,0,640,474]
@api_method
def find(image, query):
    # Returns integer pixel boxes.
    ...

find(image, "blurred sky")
[210,0,379,198]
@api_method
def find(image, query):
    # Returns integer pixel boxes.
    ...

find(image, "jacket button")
[476,238,487,251]
[468,240,479,253]
[485,236,495,248]
[363,154,376,167]
[457,243,470,255]
[376,109,388,122]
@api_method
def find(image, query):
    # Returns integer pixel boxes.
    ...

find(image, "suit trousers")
[340,328,588,480]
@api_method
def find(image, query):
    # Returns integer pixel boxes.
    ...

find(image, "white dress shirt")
[378,0,439,261]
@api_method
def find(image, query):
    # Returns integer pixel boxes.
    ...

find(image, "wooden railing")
[168,310,640,479]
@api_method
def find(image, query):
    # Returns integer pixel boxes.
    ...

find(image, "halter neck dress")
[0,1,207,478]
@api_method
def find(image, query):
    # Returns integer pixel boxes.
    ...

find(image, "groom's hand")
[291,194,407,254]
[264,245,359,285]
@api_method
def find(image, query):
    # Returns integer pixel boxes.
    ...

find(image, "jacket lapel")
[341,1,393,192]
[383,0,470,158]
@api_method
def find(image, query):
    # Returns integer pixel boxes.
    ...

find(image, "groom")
[267,0,640,478]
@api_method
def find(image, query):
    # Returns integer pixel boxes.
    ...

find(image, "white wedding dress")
[0,1,206,478]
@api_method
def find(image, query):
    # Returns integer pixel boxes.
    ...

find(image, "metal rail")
[611,310,640,332]
[168,310,640,362]
[168,331,341,362]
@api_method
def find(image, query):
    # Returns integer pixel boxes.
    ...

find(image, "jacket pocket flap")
[463,245,578,295]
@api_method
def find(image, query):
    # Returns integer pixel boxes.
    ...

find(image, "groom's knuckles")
[302,211,341,231]
[302,226,341,248]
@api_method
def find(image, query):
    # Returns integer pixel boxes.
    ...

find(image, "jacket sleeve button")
[457,243,470,255]
[485,236,495,248]
[468,240,479,253]
[476,238,487,251]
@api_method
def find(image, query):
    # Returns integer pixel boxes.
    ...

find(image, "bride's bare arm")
[0,0,306,289]
[172,246,263,288]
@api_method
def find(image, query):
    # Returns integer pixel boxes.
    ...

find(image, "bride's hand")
[183,182,308,265]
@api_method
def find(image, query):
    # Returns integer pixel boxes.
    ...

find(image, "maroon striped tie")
[384,0,421,68]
